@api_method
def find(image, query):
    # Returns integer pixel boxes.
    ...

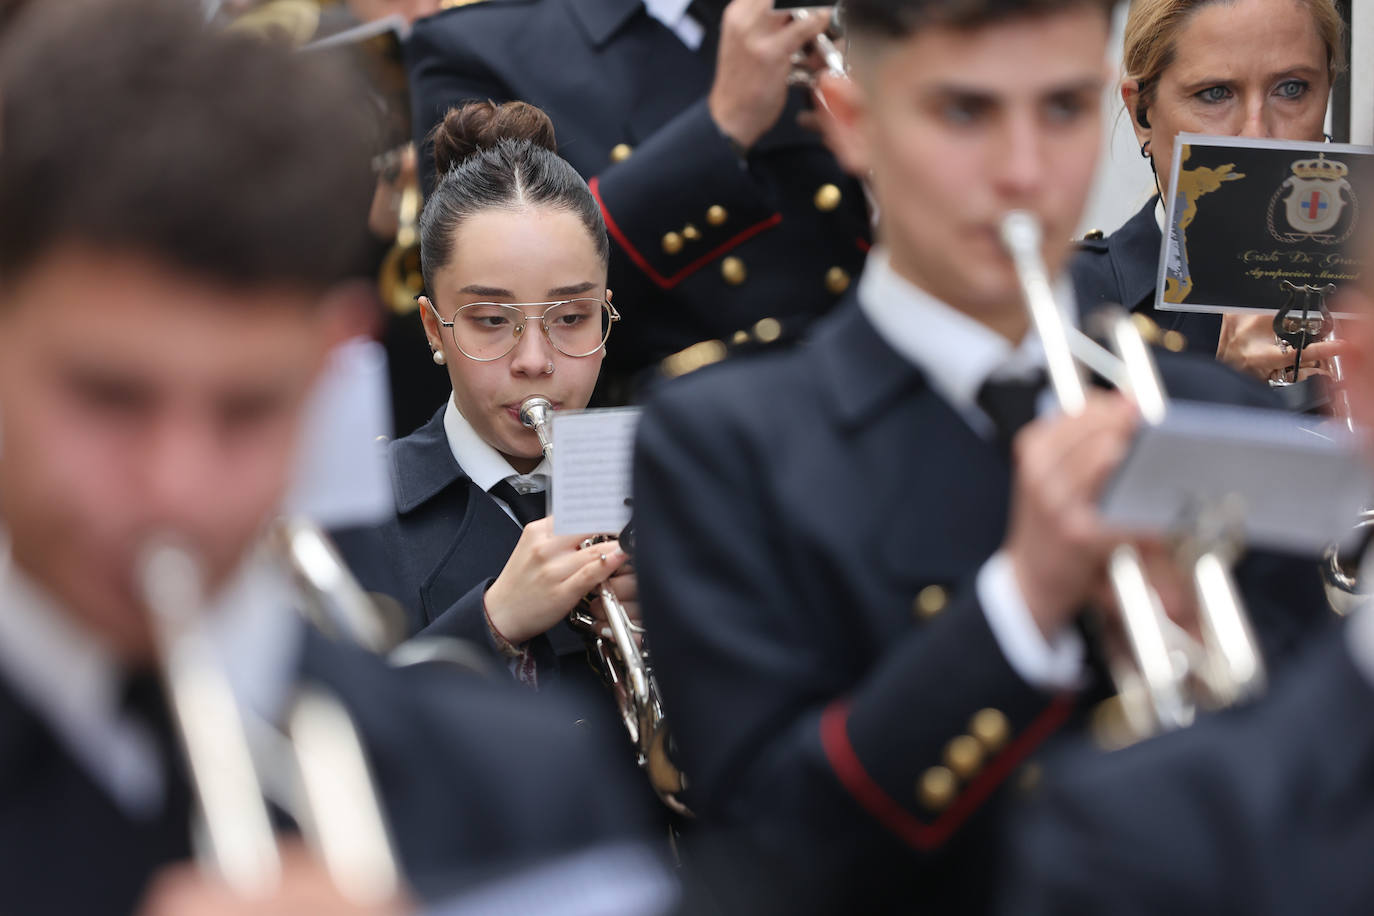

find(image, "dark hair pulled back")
[420,100,609,294]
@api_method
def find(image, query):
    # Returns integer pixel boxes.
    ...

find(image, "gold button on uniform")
[610,143,633,163]
[943,735,984,780]
[825,266,851,295]
[731,330,750,345]
[1162,330,1187,352]
[814,183,842,212]
[918,766,957,812]
[753,317,782,343]
[662,231,684,255]
[1131,312,1162,345]
[682,223,701,241]
[913,585,947,620]
[706,205,728,226]
[1082,228,1105,240]
[970,708,1010,753]
[721,256,747,286]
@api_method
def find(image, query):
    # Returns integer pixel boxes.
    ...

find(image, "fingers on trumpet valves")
[1006,396,1141,628]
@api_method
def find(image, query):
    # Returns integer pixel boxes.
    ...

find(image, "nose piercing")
[543,361,555,375]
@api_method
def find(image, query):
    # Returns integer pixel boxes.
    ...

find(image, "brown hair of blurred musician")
[0,2,658,914]
[1074,0,1347,382]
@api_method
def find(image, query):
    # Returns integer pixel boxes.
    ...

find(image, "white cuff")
[977,551,1085,691]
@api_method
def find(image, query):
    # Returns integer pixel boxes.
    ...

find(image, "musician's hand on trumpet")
[709,0,834,150]
[484,519,629,645]
[1004,393,1140,639]
[586,565,643,647]
[1216,312,1348,384]
[1004,395,1206,646]
[138,843,412,916]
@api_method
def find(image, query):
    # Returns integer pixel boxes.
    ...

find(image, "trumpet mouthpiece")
[518,396,553,430]
[999,210,1041,258]
[518,396,556,462]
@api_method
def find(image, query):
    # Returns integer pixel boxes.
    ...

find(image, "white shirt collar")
[643,0,704,50]
[856,247,1062,433]
[443,394,549,494]
[0,531,304,816]
[643,0,692,21]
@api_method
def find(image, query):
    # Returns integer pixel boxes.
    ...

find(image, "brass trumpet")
[138,537,403,904]
[1000,211,1267,739]
[518,396,691,814]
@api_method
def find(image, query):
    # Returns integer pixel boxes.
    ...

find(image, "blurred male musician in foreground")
[0,2,661,914]
[406,0,872,394]
[633,0,1331,911]
[1000,273,1374,915]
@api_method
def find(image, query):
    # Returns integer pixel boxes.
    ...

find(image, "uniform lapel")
[816,300,1012,592]
[388,410,522,626]
[1108,198,1163,312]
[623,17,713,143]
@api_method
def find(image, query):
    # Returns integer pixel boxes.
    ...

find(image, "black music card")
[1156,134,1374,315]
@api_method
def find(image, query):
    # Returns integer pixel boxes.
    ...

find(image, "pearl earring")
[432,349,447,366]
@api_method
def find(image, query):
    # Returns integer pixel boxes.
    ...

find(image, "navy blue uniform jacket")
[1002,621,1374,916]
[632,294,1330,913]
[405,0,871,377]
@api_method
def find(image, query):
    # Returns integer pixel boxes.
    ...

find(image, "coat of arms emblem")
[1268,153,1358,244]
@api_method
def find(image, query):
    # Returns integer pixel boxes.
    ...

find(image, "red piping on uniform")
[856,236,871,253]
[590,176,783,290]
[819,693,1075,851]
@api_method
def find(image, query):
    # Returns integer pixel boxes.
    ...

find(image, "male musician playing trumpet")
[0,3,660,914]
[633,0,1332,911]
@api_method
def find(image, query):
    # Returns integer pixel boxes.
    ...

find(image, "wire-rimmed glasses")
[432,298,620,361]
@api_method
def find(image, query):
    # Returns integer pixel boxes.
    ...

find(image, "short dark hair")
[419,100,609,295]
[0,0,377,295]
[842,0,1116,41]
[0,0,30,35]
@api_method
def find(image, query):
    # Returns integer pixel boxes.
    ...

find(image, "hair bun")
[431,100,558,175]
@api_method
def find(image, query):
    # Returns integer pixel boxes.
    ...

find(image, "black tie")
[120,669,175,744]
[489,479,548,527]
[976,372,1047,452]
[119,668,194,822]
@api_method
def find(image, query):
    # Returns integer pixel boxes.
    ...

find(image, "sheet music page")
[551,408,641,535]
[1100,401,1370,553]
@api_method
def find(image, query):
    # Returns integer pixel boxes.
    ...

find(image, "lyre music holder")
[1272,280,1337,385]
